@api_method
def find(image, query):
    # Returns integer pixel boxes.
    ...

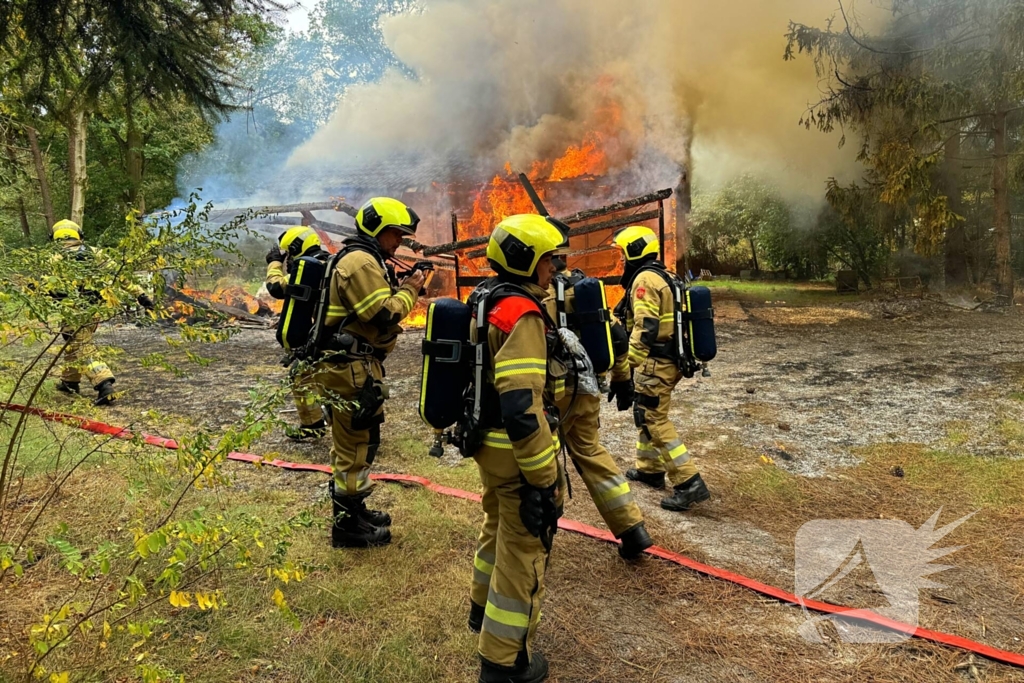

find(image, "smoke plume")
[288,0,886,201]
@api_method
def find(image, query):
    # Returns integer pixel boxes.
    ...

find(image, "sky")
[281,2,311,34]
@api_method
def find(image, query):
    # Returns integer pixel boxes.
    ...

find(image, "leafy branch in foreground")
[0,197,309,682]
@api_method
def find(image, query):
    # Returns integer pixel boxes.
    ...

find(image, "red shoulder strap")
[487,296,542,334]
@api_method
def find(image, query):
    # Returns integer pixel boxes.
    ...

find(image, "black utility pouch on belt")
[351,376,388,430]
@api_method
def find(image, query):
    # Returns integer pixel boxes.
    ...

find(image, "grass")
[704,279,852,307]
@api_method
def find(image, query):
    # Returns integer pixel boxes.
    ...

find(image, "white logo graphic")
[795,509,975,643]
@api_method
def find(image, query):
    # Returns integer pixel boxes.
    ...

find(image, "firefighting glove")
[266,246,285,264]
[519,475,560,552]
[608,379,634,412]
[136,294,155,310]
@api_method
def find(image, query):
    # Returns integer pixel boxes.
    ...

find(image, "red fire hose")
[5,401,1023,669]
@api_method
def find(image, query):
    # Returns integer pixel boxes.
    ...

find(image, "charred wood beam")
[146,200,358,222]
[421,190,671,257]
[169,289,270,325]
[560,189,672,225]
[464,209,662,258]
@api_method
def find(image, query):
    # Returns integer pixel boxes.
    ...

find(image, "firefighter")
[265,227,328,440]
[316,197,425,548]
[536,263,653,561]
[51,220,153,406]
[467,214,566,683]
[612,225,710,512]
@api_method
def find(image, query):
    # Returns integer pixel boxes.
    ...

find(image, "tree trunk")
[993,106,1013,302]
[749,237,760,272]
[942,133,968,287]
[125,98,145,213]
[68,108,88,226]
[25,126,55,229]
[17,196,30,238]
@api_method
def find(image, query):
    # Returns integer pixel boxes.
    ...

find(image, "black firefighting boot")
[355,496,392,528]
[617,522,654,560]
[625,468,665,490]
[93,379,116,406]
[330,480,390,528]
[468,601,485,633]
[285,418,327,441]
[330,489,391,548]
[479,651,548,683]
[56,380,80,395]
[660,473,711,512]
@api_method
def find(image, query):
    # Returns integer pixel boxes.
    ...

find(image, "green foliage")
[691,176,824,275]
[0,199,306,681]
[786,0,1024,290]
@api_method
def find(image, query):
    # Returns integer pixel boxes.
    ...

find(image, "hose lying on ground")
[4,401,1022,670]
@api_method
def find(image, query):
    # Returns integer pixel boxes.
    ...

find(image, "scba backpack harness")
[286,240,400,430]
[418,280,570,459]
[276,251,329,353]
[552,269,615,376]
[617,263,717,379]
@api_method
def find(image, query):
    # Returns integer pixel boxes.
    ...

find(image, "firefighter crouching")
[466,214,567,683]
[612,226,711,512]
[51,220,154,406]
[265,227,328,440]
[541,263,653,560]
[316,198,425,548]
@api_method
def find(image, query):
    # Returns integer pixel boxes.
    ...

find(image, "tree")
[786,0,1024,300]
[0,0,276,226]
[176,0,415,202]
[690,176,792,273]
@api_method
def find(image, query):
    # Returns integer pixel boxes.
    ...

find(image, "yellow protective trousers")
[633,357,699,487]
[554,393,643,537]
[59,324,114,387]
[317,357,384,499]
[289,364,322,427]
[471,437,550,667]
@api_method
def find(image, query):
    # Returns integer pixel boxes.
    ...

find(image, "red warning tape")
[5,401,1023,669]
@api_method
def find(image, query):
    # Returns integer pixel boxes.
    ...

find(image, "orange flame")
[404,302,429,329]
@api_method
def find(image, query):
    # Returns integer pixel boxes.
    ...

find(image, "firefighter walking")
[315,197,424,548]
[465,214,568,683]
[265,227,328,440]
[50,220,153,406]
[612,225,711,512]
[539,265,653,560]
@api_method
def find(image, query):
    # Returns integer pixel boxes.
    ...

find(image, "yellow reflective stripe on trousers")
[483,431,514,449]
[494,357,546,379]
[593,475,634,511]
[482,589,531,640]
[353,287,391,314]
[473,549,495,585]
[636,441,660,461]
[666,439,690,466]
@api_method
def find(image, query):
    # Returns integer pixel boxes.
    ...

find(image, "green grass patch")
[733,464,803,505]
[943,420,973,447]
[863,445,1024,511]
[704,280,849,307]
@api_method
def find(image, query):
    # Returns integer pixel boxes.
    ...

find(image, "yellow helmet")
[613,225,659,263]
[356,197,420,238]
[51,219,82,241]
[487,214,569,279]
[278,227,321,257]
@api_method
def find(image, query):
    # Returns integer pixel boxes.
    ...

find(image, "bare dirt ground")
[82,292,1024,682]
